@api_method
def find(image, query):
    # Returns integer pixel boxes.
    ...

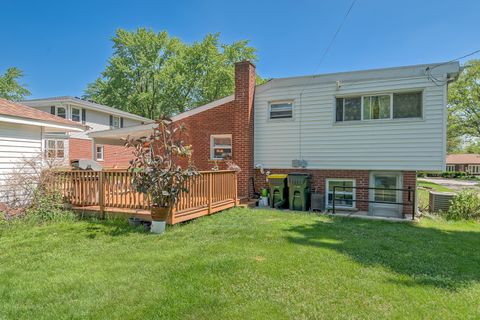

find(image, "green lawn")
[417,180,454,211]
[1,209,480,319]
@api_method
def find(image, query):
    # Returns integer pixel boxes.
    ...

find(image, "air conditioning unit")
[429,191,455,213]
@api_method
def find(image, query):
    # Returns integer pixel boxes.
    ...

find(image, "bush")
[25,189,75,223]
[440,190,480,221]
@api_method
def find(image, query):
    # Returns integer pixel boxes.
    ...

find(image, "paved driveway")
[419,177,479,191]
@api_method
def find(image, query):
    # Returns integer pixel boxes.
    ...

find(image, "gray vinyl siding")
[254,75,447,171]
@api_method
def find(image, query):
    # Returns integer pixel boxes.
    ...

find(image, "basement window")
[326,179,355,209]
[269,101,293,119]
[210,135,232,160]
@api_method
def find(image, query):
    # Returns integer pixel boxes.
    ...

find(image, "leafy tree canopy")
[0,67,31,101]
[85,28,263,119]
[447,59,480,153]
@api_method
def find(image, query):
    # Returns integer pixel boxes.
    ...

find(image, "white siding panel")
[0,122,42,202]
[254,75,447,171]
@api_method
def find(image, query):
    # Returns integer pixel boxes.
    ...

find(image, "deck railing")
[48,170,238,224]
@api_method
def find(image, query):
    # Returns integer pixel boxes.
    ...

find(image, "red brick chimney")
[233,61,256,199]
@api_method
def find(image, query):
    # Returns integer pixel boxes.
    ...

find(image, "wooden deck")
[50,170,238,224]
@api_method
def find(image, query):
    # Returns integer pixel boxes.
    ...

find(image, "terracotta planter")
[150,206,170,221]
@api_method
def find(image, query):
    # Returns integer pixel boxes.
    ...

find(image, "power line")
[297,0,358,160]
[428,48,480,71]
[311,0,358,75]
[426,48,480,86]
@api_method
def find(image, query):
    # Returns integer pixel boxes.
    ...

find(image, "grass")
[1,209,480,319]
[417,180,454,211]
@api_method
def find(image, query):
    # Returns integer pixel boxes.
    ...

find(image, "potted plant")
[126,117,198,233]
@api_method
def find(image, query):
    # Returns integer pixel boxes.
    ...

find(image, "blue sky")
[1,0,479,99]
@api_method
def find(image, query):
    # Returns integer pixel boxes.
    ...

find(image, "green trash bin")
[288,173,311,211]
[268,174,288,208]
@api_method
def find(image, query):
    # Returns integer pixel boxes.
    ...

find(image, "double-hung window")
[50,106,66,118]
[326,179,355,208]
[210,135,232,160]
[71,107,81,122]
[96,145,104,161]
[335,91,422,122]
[112,116,121,129]
[44,139,65,159]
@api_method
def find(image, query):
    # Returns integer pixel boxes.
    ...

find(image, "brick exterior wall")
[177,101,235,170]
[100,144,135,168]
[69,138,133,168]
[69,138,92,160]
[152,60,418,215]
[402,171,417,215]
[175,61,256,199]
[254,169,416,215]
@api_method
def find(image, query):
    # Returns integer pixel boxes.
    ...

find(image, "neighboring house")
[89,61,460,218]
[446,154,480,175]
[22,96,151,168]
[0,98,85,202]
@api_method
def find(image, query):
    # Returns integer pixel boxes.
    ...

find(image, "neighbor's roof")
[22,96,151,122]
[88,94,235,141]
[0,98,86,131]
[446,154,480,164]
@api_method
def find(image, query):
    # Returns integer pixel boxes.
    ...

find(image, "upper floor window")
[71,107,81,122]
[335,91,422,122]
[269,101,293,119]
[210,134,232,160]
[50,106,66,118]
[111,115,121,129]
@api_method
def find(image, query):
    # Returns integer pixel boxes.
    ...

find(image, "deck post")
[234,172,238,206]
[98,171,105,218]
[208,172,213,214]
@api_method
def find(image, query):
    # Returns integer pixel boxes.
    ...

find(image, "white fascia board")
[255,62,461,94]
[0,115,85,132]
[89,94,236,140]
[171,94,235,121]
[23,98,151,122]
[88,123,157,139]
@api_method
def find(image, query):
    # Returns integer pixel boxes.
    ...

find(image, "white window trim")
[326,178,356,209]
[335,89,424,124]
[96,144,104,161]
[44,138,65,159]
[268,100,294,121]
[52,106,67,118]
[446,165,455,172]
[467,165,480,174]
[210,134,232,160]
[361,94,393,121]
[71,107,82,122]
[112,115,121,129]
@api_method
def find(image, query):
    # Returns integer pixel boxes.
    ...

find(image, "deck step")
[238,199,258,208]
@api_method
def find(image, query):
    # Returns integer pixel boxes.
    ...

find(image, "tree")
[85,28,262,119]
[0,67,31,101]
[447,59,480,152]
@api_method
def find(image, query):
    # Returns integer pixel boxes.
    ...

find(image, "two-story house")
[88,61,460,218]
[22,96,151,168]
